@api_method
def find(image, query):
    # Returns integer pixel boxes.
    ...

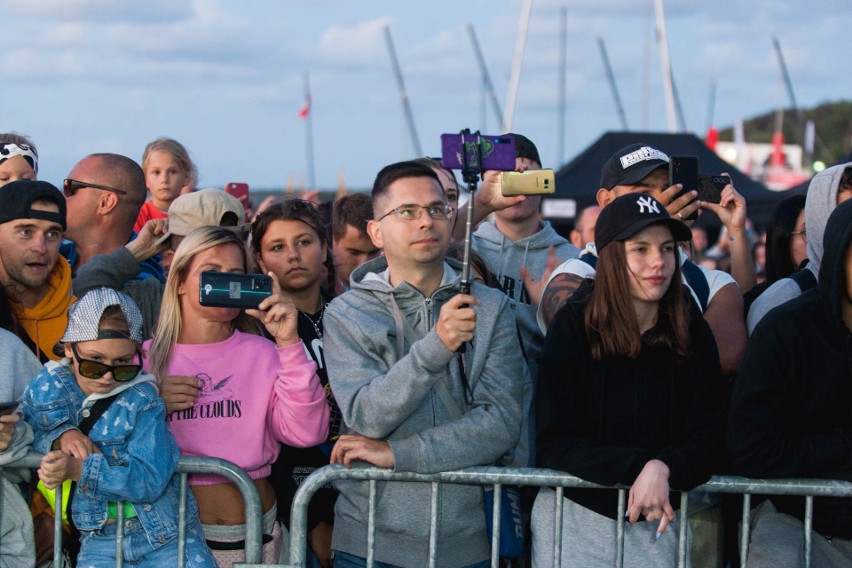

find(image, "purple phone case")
[441,133,516,172]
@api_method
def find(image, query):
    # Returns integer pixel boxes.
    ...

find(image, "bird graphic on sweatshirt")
[195,373,234,404]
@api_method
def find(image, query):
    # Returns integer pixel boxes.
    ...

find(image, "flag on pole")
[299,96,311,120]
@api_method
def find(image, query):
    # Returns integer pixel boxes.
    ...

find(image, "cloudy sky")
[3,0,850,192]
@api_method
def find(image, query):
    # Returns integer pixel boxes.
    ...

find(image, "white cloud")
[316,18,392,67]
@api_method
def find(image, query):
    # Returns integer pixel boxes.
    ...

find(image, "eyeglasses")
[63,178,127,198]
[70,344,142,382]
[377,204,454,222]
[791,227,807,244]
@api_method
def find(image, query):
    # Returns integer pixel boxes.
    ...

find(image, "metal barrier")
[287,465,852,568]
[0,453,264,568]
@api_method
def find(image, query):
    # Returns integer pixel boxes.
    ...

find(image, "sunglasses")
[63,178,127,198]
[70,344,142,382]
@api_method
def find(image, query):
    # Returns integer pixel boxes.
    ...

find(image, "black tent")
[547,131,786,229]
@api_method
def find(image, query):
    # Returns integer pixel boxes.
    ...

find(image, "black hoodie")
[728,199,852,538]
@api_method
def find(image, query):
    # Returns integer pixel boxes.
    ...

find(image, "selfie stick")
[457,129,483,354]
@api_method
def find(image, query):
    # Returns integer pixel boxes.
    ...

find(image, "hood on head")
[805,162,849,272]
[817,199,852,332]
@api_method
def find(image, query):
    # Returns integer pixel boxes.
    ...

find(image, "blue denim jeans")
[333,550,490,568]
[76,517,217,567]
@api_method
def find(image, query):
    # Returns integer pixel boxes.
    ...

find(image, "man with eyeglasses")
[747,163,852,334]
[323,160,523,567]
[0,180,74,361]
[60,153,150,277]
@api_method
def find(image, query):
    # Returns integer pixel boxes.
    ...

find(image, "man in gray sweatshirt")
[324,161,524,568]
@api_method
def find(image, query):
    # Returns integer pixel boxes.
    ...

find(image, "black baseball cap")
[595,193,691,252]
[600,143,670,189]
[0,180,66,230]
[506,133,542,166]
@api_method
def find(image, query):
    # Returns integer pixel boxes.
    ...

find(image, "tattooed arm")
[540,272,587,331]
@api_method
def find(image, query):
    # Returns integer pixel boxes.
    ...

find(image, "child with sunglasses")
[21,288,216,567]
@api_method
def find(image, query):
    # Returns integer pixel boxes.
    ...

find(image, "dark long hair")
[764,194,806,283]
[585,237,690,360]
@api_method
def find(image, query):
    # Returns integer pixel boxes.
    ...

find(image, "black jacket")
[536,282,726,520]
[728,199,852,538]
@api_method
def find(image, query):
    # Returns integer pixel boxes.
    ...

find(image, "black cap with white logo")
[595,193,691,252]
[600,143,670,189]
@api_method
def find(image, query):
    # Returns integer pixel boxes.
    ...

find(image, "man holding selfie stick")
[323,160,523,567]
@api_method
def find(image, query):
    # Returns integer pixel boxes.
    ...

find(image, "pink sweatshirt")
[143,330,330,485]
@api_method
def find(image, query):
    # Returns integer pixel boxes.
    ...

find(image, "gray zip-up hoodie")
[747,162,848,334]
[471,220,579,370]
[324,256,524,568]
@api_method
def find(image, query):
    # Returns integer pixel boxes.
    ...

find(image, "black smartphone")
[0,401,19,416]
[199,271,273,309]
[669,156,700,220]
[696,175,730,204]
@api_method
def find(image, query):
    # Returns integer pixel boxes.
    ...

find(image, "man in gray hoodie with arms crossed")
[324,160,524,568]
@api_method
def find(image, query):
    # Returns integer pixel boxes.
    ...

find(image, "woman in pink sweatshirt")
[144,226,330,566]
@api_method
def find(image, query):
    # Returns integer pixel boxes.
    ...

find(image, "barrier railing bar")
[615,489,626,568]
[740,493,751,566]
[677,491,688,568]
[554,486,564,568]
[178,472,188,568]
[804,495,813,568]
[54,479,63,566]
[428,481,439,568]
[115,497,125,566]
[366,479,376,568]
[491,483,502,568]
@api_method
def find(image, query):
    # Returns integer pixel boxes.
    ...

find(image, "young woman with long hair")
[532,194,726,567]
[144,225,330,566]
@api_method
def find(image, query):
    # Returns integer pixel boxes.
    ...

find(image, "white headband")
[0,143,38,174]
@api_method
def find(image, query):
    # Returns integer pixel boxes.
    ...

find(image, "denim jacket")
[22,360,198,548]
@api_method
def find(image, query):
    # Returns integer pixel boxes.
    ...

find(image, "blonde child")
[23,288,216,566]
[134,138,197,233]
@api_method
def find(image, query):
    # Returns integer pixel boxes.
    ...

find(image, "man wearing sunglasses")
[0,180,73,362]
[60,153,149,277]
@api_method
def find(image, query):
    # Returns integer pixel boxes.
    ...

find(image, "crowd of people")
[0,130,850,568]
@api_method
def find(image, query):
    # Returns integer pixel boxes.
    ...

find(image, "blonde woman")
[145,226,330,566]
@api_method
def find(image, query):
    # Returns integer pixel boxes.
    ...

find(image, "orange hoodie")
[15,256,75,361]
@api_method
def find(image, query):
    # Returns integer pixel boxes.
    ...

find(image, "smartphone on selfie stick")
[440,130,516,355]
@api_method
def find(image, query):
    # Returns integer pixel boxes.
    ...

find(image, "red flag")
[298,96,311,120]
[705,127,719,151]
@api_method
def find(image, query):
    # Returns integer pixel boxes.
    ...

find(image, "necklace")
[298,303,327,339]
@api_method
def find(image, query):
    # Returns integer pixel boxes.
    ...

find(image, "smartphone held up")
[669,156,730,220]
[199,271,272,309]
[501,169,556,196]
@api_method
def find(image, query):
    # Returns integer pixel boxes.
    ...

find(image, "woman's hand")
[627,459,675,537]
[700,175,746,233]
[39,450,83,489]
[160,375,201,413]
[246,272,300,347]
